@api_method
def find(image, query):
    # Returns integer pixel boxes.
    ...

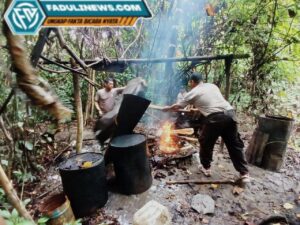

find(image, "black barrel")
[115,94,151,136]
[258,115,294,171]
[109,134,152,195]
[59,153,108,218]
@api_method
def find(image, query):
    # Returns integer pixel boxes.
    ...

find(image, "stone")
[133,200,172,225]
[191,194,215,215]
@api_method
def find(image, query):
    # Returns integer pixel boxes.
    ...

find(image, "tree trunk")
[71,59,83,153]
[90,70,96,119]
[84,69,92,126]
[0,165,35,223]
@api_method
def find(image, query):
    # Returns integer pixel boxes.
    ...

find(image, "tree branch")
[0,89,15,115]
[40,56,101,88]
[38,65,71,74]
[54,28,88,71]
[121,20,144,58]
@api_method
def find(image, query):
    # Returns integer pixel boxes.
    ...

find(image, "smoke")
[135,0,208,125]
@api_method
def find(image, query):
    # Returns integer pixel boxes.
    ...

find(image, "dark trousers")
[198,113,248,175]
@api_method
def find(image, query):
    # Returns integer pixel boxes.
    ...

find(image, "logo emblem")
[4,0,46,35]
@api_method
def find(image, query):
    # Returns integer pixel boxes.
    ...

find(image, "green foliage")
[0,188,10,209]
[0,209,34,225]
[37,217,49,225]
[13,170,36,184]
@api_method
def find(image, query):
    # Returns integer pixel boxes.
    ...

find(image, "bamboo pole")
[0,165,35,223]
[71,59,83,153]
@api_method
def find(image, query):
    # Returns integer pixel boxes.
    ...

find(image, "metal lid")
[59,152,103,171]
[110,134,146,148]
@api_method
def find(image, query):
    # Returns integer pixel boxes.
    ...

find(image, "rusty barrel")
[59,153,108,218]
[39,193,75,225]
[258,115,294,171]
[109,134,152,195]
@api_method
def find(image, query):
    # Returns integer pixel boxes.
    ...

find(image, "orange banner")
[43,17,138,26]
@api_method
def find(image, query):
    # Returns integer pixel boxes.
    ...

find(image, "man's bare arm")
[94,101,103,116]
[114,87,125,94]
[163,103,183,112]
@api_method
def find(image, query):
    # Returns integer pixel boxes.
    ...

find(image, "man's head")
[104,78,114,91]
[189,72,203,88]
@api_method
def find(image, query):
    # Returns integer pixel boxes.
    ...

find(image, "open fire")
[158,121,179,154]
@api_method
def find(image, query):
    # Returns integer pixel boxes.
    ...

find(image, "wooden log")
[177,136,198,142]
[166,179,235,185]
[172,128,194,135]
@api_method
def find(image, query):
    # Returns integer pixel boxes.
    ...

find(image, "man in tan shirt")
[95,78,124,117]
[164,73,249,182]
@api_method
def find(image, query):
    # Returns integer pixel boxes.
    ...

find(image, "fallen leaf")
[240,213,249,220]
[283,203,294,210]
[211,184,219,189]
[233,186,244,195]
[81,161,93,168]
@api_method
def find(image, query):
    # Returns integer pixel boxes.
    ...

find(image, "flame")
[159,121,179,154]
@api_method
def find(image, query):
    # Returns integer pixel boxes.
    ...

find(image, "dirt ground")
[28,118,300,225]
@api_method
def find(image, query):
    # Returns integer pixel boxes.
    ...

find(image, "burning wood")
[158,121,179,154]
[172,128,194,135]
[177,136,198,142]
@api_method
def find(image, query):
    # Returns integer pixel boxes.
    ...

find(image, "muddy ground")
[27,119,300,225]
